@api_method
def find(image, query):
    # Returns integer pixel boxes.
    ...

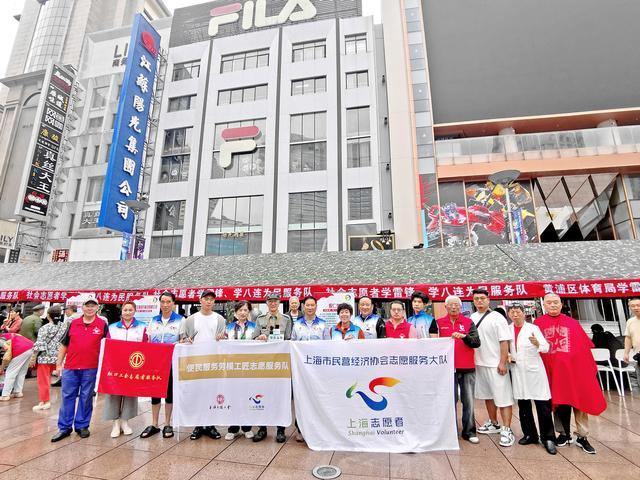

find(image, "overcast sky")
[0,0,381,78]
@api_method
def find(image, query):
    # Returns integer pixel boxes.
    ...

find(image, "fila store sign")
[218,126,261,169]
[209,0,316,37]
[169,0,361,47]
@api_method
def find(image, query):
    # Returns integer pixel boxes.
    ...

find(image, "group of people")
[1,289,636,455]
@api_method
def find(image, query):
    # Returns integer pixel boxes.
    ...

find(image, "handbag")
[1,339,12,368]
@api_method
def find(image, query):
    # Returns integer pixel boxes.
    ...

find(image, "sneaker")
[499,426,515,447]
[244,430,254,439]
[33,402,46,411]
[224,432,237,441]
[41,402,51,410]
[121,420,133,436]
[11,392,23,398]
[477,421,500,434]
[555,434,573,447]
[0,396,10,402]
[576,436,596,454]
[467,435,480,444]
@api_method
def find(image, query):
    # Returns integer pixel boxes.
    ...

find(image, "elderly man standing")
[20,304,44,341]
[51,299,108,442]
[254,292,292,443]
[436,295,481,444]
[535,293,606,454]
[507,303,556,455]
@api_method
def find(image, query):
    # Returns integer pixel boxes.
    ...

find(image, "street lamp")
[123,199,150,259]
[488,169,521,244]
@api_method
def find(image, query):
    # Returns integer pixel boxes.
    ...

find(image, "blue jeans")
[455,370,476,438]
[57,368,98,432]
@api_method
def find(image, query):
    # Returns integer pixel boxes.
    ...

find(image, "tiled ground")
[1,379,640,480]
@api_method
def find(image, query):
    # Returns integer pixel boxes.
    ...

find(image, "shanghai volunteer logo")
[346,377,400,411]
[250,394,264,404]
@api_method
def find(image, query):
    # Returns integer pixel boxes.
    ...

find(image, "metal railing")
[435,125,640,165]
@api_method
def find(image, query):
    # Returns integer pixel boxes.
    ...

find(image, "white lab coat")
[509,322,551,400]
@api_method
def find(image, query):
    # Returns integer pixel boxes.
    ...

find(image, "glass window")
[80,147,87,166]
[218,85,268,105]
[206,196,263,256]
[346,71,369,89]
[149,236,182,258]
[220,49,269,73]
[79,210,100,229]
[163,127,193,155]
[92,145,100,165]
[346,107,371,168]
[67,213,75,237]
[88,117,103,130]
[153,201,186,231]
[348,188,373,220]
[292,40,326,62]
[291,76,326,96]
[287,191,327,252]
[91,86,108,108]
[85,176,104,203]
[159,155,190,183]
[168,95,195,112]
[345,34,367,55]
[289,112,327,173]
[172,60,200,81]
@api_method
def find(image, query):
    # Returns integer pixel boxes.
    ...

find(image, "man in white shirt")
[623,297,640,386]
[179,290,226,440]
[471,289,514,447]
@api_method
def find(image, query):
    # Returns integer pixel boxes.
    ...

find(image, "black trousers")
[518,399,555,441]
[228,425,252,433]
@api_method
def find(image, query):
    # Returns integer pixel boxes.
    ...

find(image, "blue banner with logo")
[98,14,160,233]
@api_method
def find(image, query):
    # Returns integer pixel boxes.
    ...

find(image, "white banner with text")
[290,339,458,453]
[173,341,292,427]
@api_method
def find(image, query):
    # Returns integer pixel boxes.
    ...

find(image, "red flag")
[97,338,174,397]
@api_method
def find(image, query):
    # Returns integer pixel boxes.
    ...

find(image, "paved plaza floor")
[0,379,639,480]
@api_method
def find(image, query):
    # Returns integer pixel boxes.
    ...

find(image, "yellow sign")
[179,353,292,380]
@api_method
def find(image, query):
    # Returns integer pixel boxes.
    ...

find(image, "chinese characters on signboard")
[98,14,161,234]
[18,63,75,219]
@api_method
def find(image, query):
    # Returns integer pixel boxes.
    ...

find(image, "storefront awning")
[0,240,638,303]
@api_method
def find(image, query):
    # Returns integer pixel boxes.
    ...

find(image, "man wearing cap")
[20,304,44,341]
[507,303,556,455]
[51,298,109,442]
[254,292,292,443]
[180,290,226,441]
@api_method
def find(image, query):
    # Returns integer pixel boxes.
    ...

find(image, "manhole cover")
[312,465,342,479]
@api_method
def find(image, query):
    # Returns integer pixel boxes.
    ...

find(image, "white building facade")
[144,0,392,258]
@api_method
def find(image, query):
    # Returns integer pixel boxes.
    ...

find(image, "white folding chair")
[613,348,636,394]
[591,348,622,396]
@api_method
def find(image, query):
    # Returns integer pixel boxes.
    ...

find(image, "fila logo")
[209,0,317,37]
[218,126,261,169]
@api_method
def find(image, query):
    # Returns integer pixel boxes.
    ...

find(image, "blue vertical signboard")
[98,14,160,234]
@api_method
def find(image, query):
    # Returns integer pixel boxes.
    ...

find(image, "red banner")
[1,279,640,304]
[97,339,174,398]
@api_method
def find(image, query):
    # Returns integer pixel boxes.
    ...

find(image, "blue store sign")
[98,14,160,234]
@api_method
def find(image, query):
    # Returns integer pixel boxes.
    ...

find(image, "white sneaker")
[244,430,254,439]
[224,432,237,441]
[467,435,480,444]
[41,402,51,410]
[499,426,515,447]
[33,402,45,411]
[121,420,133,436]
[111,420,121,438]
[477,421,500,434]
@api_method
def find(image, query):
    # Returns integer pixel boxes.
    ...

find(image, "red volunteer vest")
[436,315,476,370]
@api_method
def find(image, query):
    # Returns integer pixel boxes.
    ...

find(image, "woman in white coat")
[507,303,557,455]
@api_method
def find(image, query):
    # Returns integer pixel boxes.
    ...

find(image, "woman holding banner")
[224,301,259,440]
[103,301,148,438]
